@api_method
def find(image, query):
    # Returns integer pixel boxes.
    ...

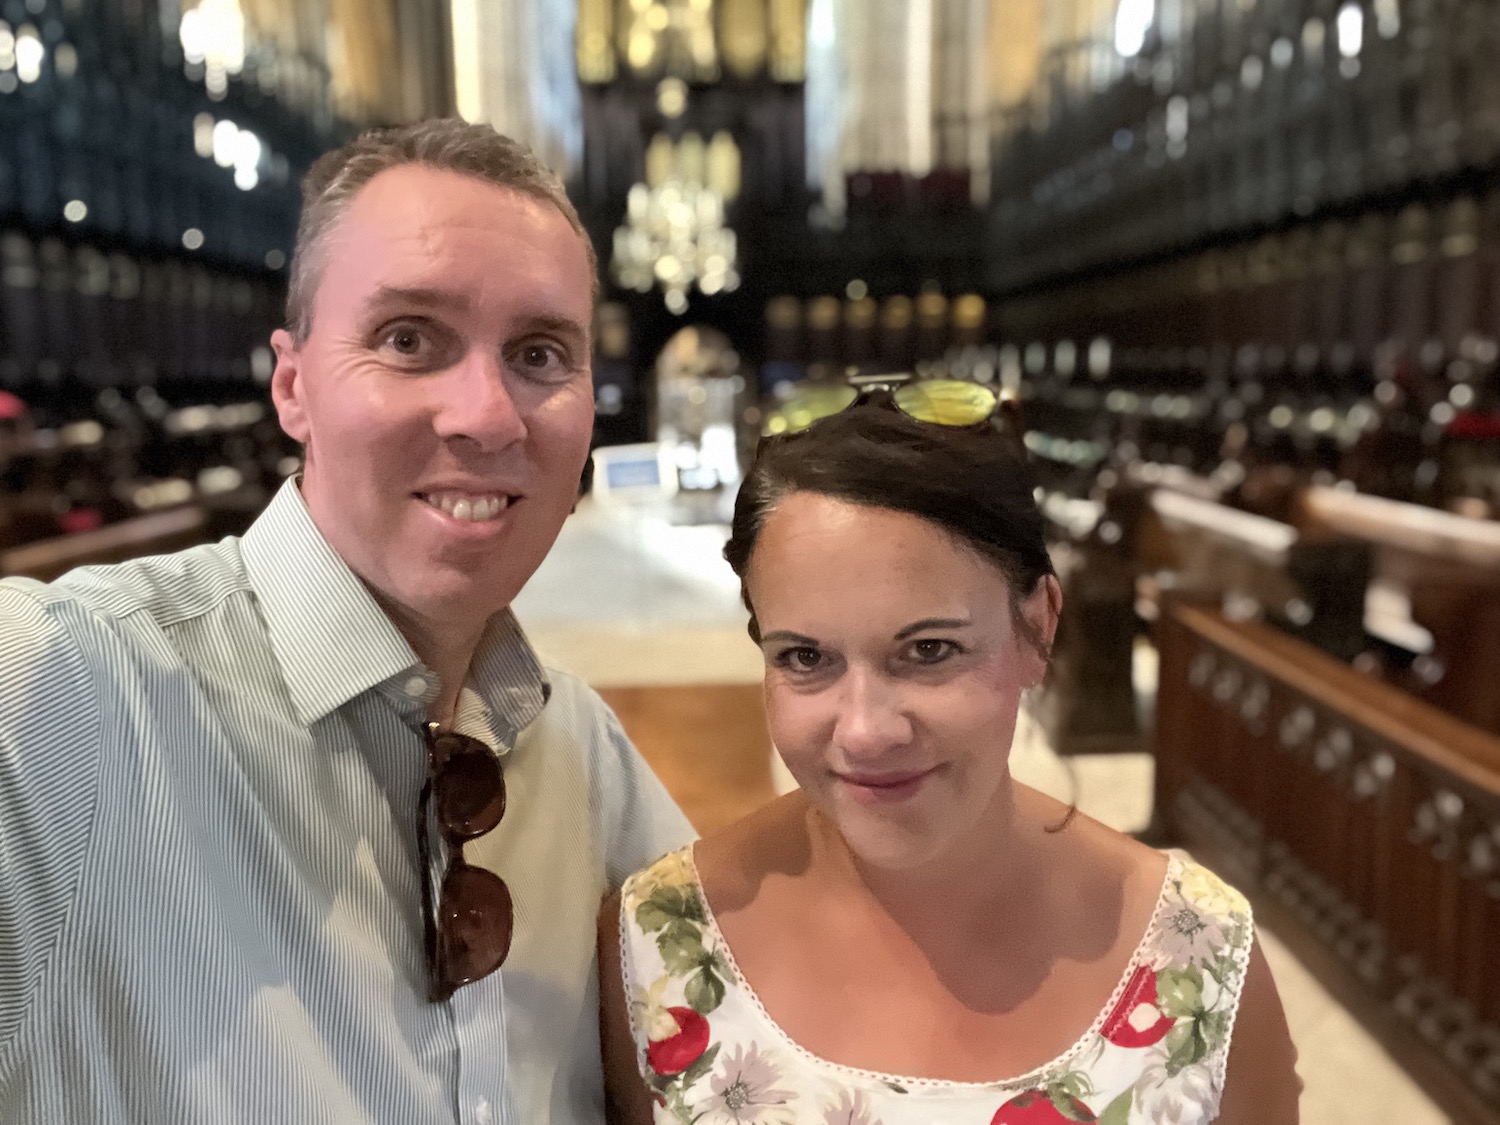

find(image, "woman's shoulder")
[1024,790,1253,965]
[619,842,699,914]
[1161,853,1252,925]
[689,792,813,907]
[619,794,812,942]
[1146,852,1255,980]
[1018,785,1172,927]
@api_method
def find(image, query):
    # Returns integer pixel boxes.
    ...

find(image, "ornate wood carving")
[1158,601,1500,1117]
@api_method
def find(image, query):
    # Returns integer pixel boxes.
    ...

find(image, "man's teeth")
[424,493,510,521]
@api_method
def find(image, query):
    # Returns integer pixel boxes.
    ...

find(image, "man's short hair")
[285,118,598,343]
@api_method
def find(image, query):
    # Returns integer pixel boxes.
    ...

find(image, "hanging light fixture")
[611,179,739,314]
[179,0,246,99]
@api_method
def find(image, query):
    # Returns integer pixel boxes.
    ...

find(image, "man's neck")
[376,596,488,728]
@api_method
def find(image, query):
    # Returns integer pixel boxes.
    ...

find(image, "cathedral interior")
[2,2,1499,1121]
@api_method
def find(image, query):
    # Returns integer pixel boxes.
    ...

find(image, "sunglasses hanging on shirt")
[418,723,513,1002]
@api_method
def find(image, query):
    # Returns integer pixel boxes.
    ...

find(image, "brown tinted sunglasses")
[419,723,513,1002]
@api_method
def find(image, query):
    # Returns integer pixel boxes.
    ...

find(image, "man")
[0,119,694,1123]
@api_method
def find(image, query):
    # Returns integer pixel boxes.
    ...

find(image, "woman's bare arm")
[598,892,658,1125]
[1213,937,1301,1124]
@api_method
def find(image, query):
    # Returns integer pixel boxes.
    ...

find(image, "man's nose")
[832,671,913,759]
[431,350,528,451]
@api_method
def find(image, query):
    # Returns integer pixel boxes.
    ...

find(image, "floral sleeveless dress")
[617,847,1254,1125]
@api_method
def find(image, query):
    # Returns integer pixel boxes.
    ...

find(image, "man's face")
[270,164,596,637]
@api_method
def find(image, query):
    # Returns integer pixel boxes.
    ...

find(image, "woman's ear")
[1021,574,1063,683]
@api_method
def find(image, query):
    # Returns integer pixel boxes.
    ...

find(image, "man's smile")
[415,490,515,522]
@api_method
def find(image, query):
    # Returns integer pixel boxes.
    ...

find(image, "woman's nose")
[831,672,913,758]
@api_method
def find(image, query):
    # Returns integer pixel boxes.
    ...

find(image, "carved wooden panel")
[1157,601,1500,1116]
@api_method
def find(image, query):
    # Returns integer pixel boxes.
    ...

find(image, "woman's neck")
[804,784,1049,947]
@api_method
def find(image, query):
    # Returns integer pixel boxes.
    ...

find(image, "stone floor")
[514,497,1454,1124]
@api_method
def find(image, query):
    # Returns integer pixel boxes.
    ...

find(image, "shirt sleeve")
[582,689,698,891]
[0,583,106,1060]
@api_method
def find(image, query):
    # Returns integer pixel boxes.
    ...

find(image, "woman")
[600,381,1300,1125]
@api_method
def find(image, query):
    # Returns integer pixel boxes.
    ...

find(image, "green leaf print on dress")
[619,848,1255,1125]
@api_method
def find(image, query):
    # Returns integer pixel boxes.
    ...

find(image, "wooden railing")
[1156,600,1500,1122]
[0,506,208,582]
[1298,485,1500,736]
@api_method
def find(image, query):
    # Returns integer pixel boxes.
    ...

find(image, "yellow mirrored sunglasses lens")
[765,385,859,434]
[892,380,998,425]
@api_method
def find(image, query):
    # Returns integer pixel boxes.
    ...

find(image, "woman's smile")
[834,765,943,804]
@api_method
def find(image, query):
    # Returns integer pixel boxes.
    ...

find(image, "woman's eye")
[776,646,823,673]
[907,639,958,665]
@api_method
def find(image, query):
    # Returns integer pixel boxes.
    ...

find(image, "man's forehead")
[339,164,566,240]
[316,167,591,308]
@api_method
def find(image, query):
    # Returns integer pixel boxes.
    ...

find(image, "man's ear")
[269,328,310,444]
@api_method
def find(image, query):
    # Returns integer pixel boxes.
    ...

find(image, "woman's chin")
[835,818,950,874]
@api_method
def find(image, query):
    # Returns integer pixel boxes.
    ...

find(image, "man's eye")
[501,339,576,384]
[511,341,573,378]
[390,328,423,353]
[379,323,432,359]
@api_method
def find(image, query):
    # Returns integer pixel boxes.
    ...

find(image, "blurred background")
[2,2,1499,1121]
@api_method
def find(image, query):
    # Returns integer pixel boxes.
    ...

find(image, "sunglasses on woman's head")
[419,723,513,1002]
[761,375,1008,436]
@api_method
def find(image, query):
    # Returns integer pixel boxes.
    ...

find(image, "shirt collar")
[240,479,550,732]
[453,612,551,755]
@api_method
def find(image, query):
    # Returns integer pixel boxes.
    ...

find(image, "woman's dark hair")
[723,401,1057,648]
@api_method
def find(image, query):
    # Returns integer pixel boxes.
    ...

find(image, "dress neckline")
[683,843,1181,1092]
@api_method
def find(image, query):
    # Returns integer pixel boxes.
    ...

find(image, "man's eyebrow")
[365,285,470,312]
[518,313,589,342]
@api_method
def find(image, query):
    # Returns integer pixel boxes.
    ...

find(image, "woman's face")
[745,492,1059,873]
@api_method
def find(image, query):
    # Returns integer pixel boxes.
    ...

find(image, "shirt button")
[474,1097,493,1125]
[402,675,427,698]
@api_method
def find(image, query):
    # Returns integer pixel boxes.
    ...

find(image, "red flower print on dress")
[990,1086,1096,1123]
[1101,964,1176,1048]
[647,1006,711,1076]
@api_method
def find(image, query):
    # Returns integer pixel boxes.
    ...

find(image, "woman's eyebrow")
[758,630,820,646]
[893,617,972,640]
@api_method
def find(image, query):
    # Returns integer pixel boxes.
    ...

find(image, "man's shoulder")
[537,662,601,710]
[528,664,621,741]
[1,536,253,634]
[522,663,697,877]
[514,663,643,775]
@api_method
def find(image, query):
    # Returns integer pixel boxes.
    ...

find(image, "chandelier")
[611,179,740,314]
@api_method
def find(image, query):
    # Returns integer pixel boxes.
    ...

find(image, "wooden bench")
[1037,468,1370,753]
[1156,600,1500,1124]
[1138,486,1373,661]
[1297,486,1500,736]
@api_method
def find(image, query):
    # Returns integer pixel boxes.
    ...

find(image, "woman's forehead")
[748,497,1012,618]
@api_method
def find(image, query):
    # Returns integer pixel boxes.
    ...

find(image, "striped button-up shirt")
[0,479,694,1124]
